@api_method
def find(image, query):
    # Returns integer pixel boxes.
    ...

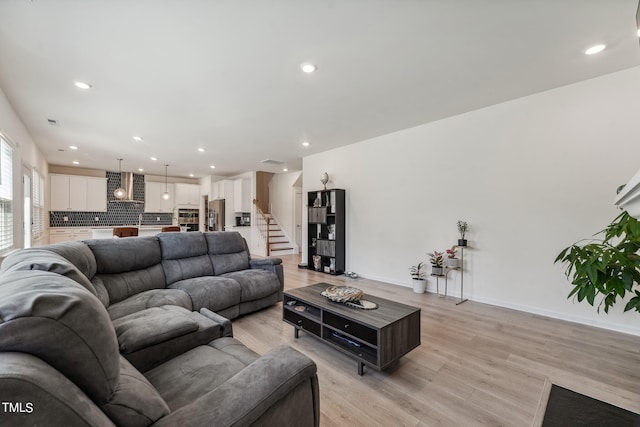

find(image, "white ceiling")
[0,0,638,178]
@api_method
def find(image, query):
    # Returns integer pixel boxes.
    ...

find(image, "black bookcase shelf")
[307,189,345,275]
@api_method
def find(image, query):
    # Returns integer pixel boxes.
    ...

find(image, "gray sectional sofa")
[0,231,319,426]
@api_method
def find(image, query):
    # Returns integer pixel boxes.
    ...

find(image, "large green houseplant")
[555,211,640,313]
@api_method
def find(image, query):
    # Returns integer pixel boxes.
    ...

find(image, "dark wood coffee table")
[283,283,421,375]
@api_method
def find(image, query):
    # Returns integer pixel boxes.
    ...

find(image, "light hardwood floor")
[233,255,640,426]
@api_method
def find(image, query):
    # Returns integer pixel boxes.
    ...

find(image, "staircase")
[253,202,296,256]
[265,214,295,255]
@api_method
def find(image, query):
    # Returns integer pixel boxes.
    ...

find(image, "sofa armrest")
[199,307,233,337]
[153,345,319,427]
[0,353,116,426]
[250,258,284,289]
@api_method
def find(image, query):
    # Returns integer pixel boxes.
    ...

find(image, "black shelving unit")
[307,189,345,275]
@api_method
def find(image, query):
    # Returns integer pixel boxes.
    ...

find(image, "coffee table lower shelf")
[283,283,421,375]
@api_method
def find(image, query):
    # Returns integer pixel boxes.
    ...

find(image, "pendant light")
[114,159,126,199]
[162,164,170,200]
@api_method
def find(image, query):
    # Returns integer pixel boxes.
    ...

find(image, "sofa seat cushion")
[220,269,281,301]
[107,289,192,321]
[168,276,241,312]
[100,356,170,427]
[112,306,200,354]
[145,338,259,411]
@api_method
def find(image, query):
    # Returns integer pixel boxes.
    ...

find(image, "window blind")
[32,169,44,239]
[0,137,13,253]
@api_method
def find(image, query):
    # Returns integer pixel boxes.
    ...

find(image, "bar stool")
[113,227,139,238]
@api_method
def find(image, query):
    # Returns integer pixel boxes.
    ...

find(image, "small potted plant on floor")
[445,245,459,268]
[428,251,444,276]
[409,262,427,293]
[457,220,468,247]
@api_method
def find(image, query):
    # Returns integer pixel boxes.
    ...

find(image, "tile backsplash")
[49,172,173,227]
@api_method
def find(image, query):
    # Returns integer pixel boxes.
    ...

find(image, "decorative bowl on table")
[321,286,364,303]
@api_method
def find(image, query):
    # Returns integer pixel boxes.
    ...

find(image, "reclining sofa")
[0,231,320,426]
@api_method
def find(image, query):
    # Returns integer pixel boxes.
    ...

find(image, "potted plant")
[428,251,444,276]
[409,262,427,293]
[555,210,640,313]
[457,220,468,246]
[446,245,459,268]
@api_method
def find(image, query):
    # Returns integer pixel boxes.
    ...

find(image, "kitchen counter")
[92,226,165,239]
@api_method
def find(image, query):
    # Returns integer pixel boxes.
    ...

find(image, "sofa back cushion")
[157,232,214,285]
[205,231,250,274]
[0,270,120,404]
[0,248,98,296]
[40,241,98,280]
[86,236,162,274]
[96,265,166,305]
[85,237,166,304]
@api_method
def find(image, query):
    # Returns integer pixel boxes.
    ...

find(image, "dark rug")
[543,385,640,426]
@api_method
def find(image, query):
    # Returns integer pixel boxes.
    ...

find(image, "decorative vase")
[458,239,468,247]
[312,255,322,271]
[432,266,443,276]
[320,172,329,190]
[446,258,460,268]
[412,279,426,294]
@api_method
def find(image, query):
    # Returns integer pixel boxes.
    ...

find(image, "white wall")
[303,66,640,336]
[269,171,302,248]
[0,86,49,249]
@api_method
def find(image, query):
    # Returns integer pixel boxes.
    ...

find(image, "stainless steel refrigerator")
[208,199,225,231]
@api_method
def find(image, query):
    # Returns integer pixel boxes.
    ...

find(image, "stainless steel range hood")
[110,172,143,203]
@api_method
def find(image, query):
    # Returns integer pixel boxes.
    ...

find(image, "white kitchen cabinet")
[49,228,92,244]
[50,175,71,211]
[233,179,251,212]
[50,174,107,212]
[174,183,200,206]
[86,177,107,211]
[211,181,219,200]
[145,181,174,213]
[68,176,87,211]
[211,179,235,200]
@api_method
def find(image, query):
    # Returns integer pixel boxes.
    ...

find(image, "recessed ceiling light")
[189,173,194,177]
[283,168,288,172]
[300,63,317,73]
[69,145,78,150]
[637,28,640,37]
[133,136,143,142]
[138,168,144,172]
[301,141,310,147]
[210,165,216,169]
[150,157,157,161]
[72,161,79,165]
[197,148,205,152]
[585,44,606,55]
[74,81,92,89]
